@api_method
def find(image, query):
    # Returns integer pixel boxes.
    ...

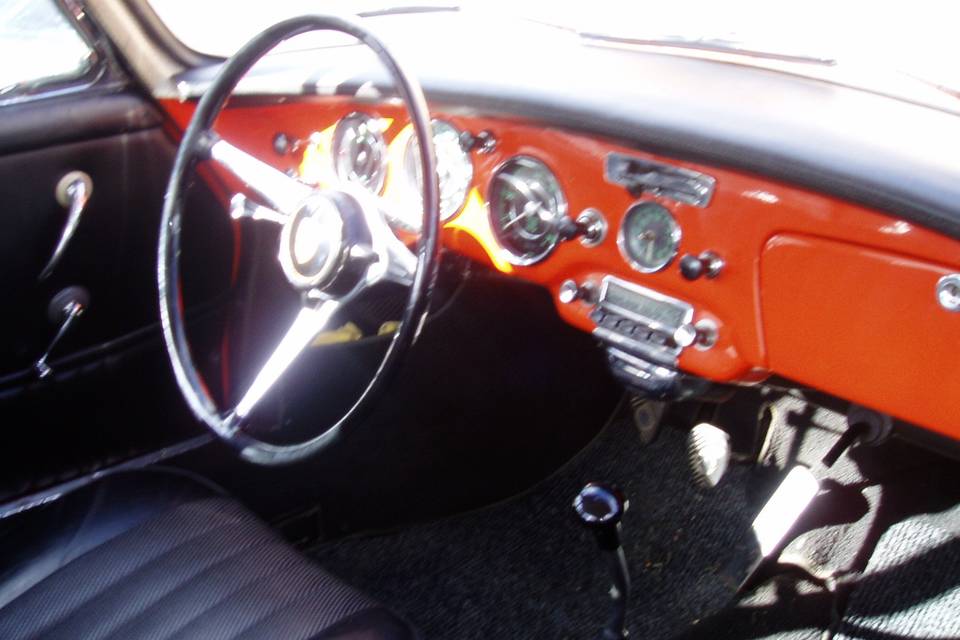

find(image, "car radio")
[570,275,713,399]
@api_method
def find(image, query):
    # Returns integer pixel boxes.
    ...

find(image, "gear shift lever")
[574,483,631,640]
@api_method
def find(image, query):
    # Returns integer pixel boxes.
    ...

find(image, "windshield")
[148,0,959,102]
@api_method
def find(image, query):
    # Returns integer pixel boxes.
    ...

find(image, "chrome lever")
[34,286,90,379]
[39,171,93,281]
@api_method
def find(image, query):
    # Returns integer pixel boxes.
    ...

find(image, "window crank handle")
[34,286,90,379]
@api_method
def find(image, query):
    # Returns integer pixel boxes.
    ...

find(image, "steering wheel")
[158,15,440,465]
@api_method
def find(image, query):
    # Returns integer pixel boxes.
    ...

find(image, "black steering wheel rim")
[158,14,440,465]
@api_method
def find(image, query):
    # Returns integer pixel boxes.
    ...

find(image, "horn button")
[278,195,349,290]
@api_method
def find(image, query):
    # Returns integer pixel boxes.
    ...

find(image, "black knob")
[679,253,704,280]
[574,483,627,551]
[680,251,725,280]
[556,216,581,241]
[458,129,497,154]
[273,132,291,156]
[557,216,596,242]
[48,285,89,323]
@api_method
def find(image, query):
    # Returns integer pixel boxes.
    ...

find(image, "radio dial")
[558,279,597,305]
[673,323,698,348]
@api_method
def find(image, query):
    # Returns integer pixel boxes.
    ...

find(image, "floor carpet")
[310,414,776,639]
[309,391,960,639]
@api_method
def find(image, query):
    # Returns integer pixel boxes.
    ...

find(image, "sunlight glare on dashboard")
[445,188,514,274]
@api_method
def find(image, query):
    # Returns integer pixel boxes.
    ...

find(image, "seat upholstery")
[0,470,415,640]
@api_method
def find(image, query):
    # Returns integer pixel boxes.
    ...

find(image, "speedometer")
[332,112,388,194]
[401,120,473,229]
[488,156,567,265]
[618,201,681,273]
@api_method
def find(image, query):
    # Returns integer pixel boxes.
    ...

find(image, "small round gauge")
[332,112,387,193]
[401,120,473,229]
[488,156,567,265]
[618,202,681,273]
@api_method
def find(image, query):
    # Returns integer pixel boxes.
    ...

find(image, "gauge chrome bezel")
[332,111,388,195]
[401,119,473,227]
[617,201,682,274]
[487,155,568,266]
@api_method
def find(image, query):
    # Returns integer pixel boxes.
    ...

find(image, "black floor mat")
[837,504,960,639]
[310,414,778,639]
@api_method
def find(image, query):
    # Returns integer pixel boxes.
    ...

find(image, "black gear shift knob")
[574,483,627,551]
[574,483,631,639]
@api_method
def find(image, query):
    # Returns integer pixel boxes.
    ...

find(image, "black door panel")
[0,89,232,503]
[0,92,159,156]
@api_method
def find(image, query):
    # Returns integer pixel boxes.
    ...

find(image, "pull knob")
[458,129,497,154]
[556,216,591,242]
[679,250,724,281]
[558,279,596,305]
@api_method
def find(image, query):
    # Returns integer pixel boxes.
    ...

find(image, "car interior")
[1,1,958,639]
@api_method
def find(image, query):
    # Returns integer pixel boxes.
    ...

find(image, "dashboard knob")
[679,251,724,280]
[679,254,704,280]
[558,279,597,304]
[459,129,497,154]
[558,279,583,304]
[673,323,698,348]
[700,251,725,279]
[556,216,589,241]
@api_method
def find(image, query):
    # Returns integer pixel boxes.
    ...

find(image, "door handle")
[39,170,92,281]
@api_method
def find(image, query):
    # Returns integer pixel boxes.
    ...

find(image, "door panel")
[0,90,233,502]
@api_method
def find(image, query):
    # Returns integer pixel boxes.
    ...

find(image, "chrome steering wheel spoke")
[208,136,313,215]
[230,299,340,422]
[349,188,419,288]
[229,193,288,225]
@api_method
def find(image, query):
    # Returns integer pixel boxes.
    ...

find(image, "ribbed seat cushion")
[0,472,414,640]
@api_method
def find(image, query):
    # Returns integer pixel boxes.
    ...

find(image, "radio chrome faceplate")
[597,276,693,337]
[590,276,699,397]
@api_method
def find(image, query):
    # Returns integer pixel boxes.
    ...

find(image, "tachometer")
[332,112,388,194]
[618,201,681,273]
[488,156,567,265]
[401,120,473,229]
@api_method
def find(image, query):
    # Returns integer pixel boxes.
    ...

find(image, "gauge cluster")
[326,111,693,279]
[328,113,475,232]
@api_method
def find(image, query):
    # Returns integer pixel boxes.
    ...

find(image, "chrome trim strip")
[593,326,678,366]
[0,434,213,520]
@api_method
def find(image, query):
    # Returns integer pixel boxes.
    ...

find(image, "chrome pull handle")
[39,171,92,281]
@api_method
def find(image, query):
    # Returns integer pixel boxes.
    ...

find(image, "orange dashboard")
[161,97,960,442]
